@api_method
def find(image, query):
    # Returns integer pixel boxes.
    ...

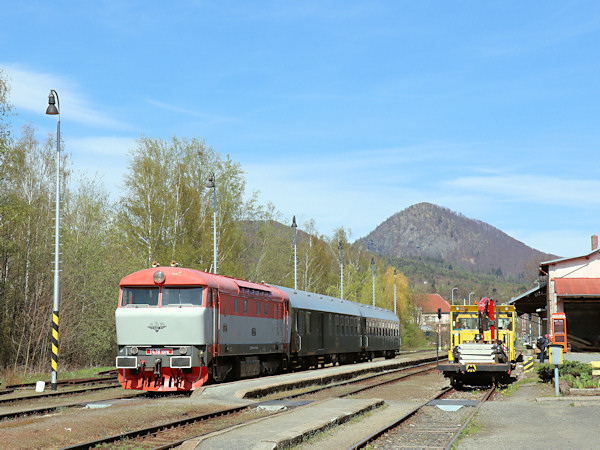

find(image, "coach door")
[318,313,325,350]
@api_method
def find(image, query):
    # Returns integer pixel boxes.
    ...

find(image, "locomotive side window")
[162,287,203,306]
[265,302,269,316]
[244,299,248,314]
[121,287,159,307]
[306,312,311,334]
[234,298,239,313]
[257,301,261,315]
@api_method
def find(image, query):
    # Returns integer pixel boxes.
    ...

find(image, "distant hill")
[356,202,558,280]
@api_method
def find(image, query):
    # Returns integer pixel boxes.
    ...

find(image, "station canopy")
[509,282,547,315]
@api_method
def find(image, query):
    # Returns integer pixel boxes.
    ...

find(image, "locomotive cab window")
[162,287,204,306]
[121,287,159,307]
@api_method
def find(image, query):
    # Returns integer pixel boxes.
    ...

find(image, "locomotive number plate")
[146,348,173,355]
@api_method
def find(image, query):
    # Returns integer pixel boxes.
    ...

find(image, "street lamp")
[338,240,344,299]
[371,257,376,306]
[451,287,458,305]
[206,172,217,274]
[46,90,60,391]
[292,216,297,290]
[393,269,397,315]
[469,292,475,305]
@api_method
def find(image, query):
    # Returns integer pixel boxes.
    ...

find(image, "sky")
[2,1,599,258]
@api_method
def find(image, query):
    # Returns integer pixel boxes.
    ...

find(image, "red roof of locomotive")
[119,266,285,301]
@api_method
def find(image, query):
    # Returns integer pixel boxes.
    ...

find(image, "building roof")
[541,248,600,271]
[414,293,451,314]
[554,278,600,297]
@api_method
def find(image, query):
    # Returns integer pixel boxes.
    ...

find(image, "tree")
[0,124,60,371]
[117,136,252,273]
[60,175,129,366]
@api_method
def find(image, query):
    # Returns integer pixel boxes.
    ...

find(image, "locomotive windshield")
[121,287,159,307]
[162,287,204,306]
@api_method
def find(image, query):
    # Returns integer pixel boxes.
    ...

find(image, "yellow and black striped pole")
[51,311,59,389]
[46,89,61,391]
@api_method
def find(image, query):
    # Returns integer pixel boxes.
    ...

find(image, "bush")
[536,360,594,384]
[536,363,555,382]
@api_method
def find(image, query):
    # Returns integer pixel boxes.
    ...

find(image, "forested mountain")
[357,202,558,281]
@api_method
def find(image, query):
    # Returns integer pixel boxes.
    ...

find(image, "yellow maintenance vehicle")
[438,298,518,388]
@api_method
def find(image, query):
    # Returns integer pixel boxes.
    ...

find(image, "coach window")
[121,287,159,307]
[306,312,311,334]
[244,299,248,314]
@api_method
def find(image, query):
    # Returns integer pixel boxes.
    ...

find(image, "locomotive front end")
[115,267,212,391]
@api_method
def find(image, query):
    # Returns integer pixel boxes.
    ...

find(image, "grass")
[451,416,482,450]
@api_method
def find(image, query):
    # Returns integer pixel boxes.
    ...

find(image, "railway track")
[271,359,443,402]
[60,358,444,449]
[4,373,118,390]
[349,385,496,449]
[0,381,122,406]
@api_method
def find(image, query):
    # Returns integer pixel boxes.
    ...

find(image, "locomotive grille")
[116,356,137,369]
[170,356,192,368]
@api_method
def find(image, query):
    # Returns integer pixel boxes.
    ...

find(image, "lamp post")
[46,90,60,391]
[292,216,297,290]
[206,172,217,274]
[469,292,475,305]
[371,257,376,306]
[393,269,397,315]
[451,287,458,305]
[338,240,344,299]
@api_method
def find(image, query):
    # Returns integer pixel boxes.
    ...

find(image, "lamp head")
[46,91,59,115]
[206,172,215,188]
[291,215,297,229]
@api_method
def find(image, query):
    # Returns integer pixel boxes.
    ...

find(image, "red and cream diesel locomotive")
[115,265,400,392]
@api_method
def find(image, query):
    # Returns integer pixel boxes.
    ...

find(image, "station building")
[511,235,600,352]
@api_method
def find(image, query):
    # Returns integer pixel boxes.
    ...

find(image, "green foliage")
[536,363,555,382]
[536,361,593,383]
[560,360,593,377]
[400,320,428,348]
[562,374,600,389]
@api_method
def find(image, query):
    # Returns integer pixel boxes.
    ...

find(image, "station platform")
[190,351,437,405]
[181,397,384,449]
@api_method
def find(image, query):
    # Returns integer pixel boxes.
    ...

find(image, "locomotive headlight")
[153,270,165,283]
[179,346,187,355]
[131,346,138,355]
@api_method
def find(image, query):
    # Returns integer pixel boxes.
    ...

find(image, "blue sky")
[2,2,599,257]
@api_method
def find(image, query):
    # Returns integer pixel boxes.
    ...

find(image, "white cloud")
[145,99,238,124]
[2,64,130,130]
[447,175,600,207]
[66,136,137,200]
[69,136,136,157]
